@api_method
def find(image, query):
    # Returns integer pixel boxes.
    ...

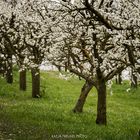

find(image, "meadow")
[0,71,140,140]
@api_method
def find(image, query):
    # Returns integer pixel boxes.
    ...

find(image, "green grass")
[0,71,140,140]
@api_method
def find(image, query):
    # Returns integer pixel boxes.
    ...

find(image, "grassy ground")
[0,71,140,140]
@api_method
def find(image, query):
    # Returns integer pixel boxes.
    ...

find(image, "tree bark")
[19,69,26,91]
[65,62,68,72]
[6,55,13,84]
[96,80,107,125]
[116,73,122,84]
[131,68,137,88]
[31,67,41,98]
[73,81,93,113]
[131,73,137,88]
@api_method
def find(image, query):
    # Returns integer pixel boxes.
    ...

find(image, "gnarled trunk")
[19,69,26,91]
[96,80,107,125]
[73,81,93,113]
[31,67,41,98]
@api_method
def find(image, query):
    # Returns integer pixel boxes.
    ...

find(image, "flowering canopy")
[0,0,140,77]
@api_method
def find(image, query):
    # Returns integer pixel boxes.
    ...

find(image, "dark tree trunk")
[6,55,13,84]
[73,81,93,113]
[31,67,41,98]
[131,73,137,88]
[0,57,5,76]
[116,73,122,84]
[65,62,68,72]
[58,66,61,72]
[19,69,26,91]
[96,80,107,125]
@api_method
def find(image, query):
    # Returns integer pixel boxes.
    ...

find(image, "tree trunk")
[131,73,137,88]
[73,81,93,113]
[19,69,26,91]
[31,67,41,98]
[65,62,68,72]
[96,80,107,125]
[6,55,13,84]
[116,73,122,84]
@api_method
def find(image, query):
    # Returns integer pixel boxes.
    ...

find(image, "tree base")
[72,108,83,113]
[96,118,107,125]
[32,94,41,98]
